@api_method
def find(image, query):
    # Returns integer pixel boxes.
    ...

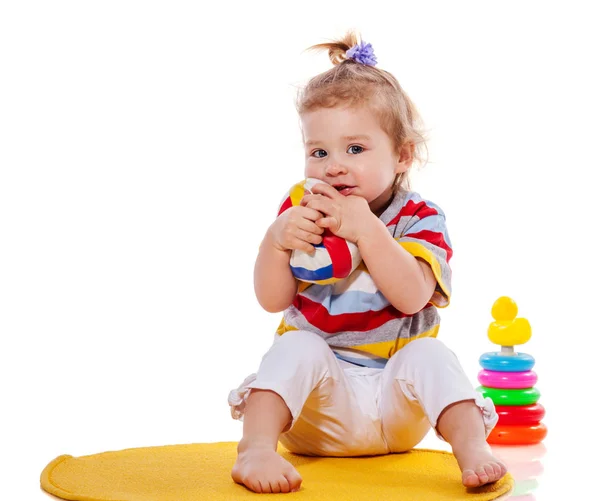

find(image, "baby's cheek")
[304,166,318,178]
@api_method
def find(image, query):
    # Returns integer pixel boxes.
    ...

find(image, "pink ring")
[478,369,537,389]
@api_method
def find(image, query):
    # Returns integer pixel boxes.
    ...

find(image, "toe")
[462,469,480,487]
[491,462,503,480]
[483,463,496,479]
[285,471,303,492]
[278,476,291,494]
[499,461,508,476]
[476,467,490,485]
[248,480,262,493]
[487,463,499,480]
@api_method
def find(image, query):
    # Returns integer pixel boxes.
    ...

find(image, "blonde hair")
[296,30,430,192]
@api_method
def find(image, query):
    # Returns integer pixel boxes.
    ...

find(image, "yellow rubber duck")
[488,296,531,347]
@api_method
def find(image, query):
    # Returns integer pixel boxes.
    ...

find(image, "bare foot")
[231,445,302,494]
[452,440,507,488]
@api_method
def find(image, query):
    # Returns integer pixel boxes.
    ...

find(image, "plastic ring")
[477,386,540,406]
[487,423,548,445]
[479,351,535,372]
[496,404,546,426]
[478,369,537,389]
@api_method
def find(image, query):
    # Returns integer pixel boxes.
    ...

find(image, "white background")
[1,1,598,499]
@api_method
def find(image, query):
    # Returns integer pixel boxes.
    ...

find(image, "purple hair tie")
[345,41,377,66]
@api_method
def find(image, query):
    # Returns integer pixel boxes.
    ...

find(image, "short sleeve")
[394,197,453,307]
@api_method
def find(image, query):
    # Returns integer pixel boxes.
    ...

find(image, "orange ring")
[487,423,547,445]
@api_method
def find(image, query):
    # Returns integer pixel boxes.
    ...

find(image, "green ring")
[476,385,540,406]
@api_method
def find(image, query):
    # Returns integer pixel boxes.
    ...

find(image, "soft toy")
[277,178,362,285]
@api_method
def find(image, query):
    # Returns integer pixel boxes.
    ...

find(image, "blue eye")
[311,146,363,158]
[348,145,364,154]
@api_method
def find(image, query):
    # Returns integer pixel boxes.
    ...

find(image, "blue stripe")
[401,198,452,247]
[291,264,333,281]
[302,287,391,314]
[334,352,388,369]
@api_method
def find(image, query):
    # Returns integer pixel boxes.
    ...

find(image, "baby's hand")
[301,183,375,244]
[268,206,324,254]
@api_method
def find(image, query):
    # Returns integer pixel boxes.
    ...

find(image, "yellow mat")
[40,442,513,500]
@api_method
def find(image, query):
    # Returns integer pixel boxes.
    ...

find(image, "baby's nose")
[325,161,347,176]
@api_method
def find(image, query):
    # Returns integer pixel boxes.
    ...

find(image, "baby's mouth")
[334,185,355,196]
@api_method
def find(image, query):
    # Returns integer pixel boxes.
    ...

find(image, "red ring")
[496,403,545,426]
[487,423,547,445]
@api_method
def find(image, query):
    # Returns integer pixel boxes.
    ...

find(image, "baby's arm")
[254,205,323,312]
[358,219,437,314]
[254,231,298,313]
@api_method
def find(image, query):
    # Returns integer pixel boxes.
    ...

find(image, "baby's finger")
[301,194,330,209]
[316,216,338,230]
[300,193,322,206]
[291,237,316,254]
[296,205,325,222]
[297,217,324,235]
[304,198,333,216]
[297,228,322,245]
[311,182,340,199]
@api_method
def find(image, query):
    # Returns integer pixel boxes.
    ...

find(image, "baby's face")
[301,105,408,214]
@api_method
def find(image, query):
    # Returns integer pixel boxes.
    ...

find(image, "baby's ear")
[399,141,415,160]
[395,143,414,172]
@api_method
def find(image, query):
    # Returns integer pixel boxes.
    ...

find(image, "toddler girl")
[228,31,507,494]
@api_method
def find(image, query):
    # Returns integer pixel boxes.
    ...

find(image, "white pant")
[228,331,497,457]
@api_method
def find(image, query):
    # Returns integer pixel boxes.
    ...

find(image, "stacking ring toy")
[495,404,546,426]
[278,178,362,285]
[478,369,537,389]
[487,423,548,445]
[476,386,540,406]
[479,352,535,372]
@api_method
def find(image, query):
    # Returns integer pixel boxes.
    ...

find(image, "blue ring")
[479,352,535,372]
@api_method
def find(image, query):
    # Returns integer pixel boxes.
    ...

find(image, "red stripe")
[404,229,453,260]
[321,230,352,278]
[293,295,410,333]
[387,200,438,227]
[277,197,292,216]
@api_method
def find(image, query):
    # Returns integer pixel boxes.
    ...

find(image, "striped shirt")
[275,189,453,368]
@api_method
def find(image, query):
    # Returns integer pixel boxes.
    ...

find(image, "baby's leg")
[380,337,506,488]
[437,399,506,488]
[230,330,360,494]
[231,389,301,493]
